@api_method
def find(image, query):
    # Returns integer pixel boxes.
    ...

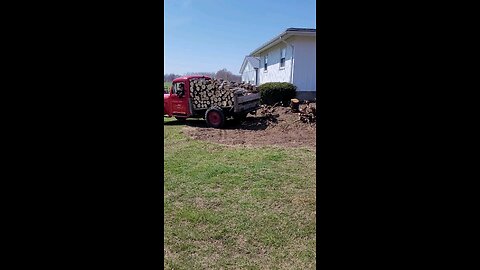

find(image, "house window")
[264,55,268,71]
[280,48,286,68]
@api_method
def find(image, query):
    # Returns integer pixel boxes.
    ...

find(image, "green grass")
[164,117,316,269]
[164,82,172,92]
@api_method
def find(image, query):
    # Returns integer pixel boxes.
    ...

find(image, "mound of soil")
[180,103,316,149]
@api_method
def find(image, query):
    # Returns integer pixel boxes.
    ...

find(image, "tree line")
[164,68,241,83]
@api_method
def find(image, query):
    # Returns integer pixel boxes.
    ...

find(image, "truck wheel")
[205,107,225,128]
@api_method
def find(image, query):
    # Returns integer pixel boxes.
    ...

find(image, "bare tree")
[164,73,182,82]
[214,68,241,82]
[184,72,216,78]
[165,70,240,82]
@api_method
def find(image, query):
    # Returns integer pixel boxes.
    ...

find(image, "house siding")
[292,36,316,93]
[257,38,293,85]
[242,31,316,101]
[241,62,256,85]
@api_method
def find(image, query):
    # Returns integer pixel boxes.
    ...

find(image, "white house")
[239,56,260,85]
[239,28,316,100]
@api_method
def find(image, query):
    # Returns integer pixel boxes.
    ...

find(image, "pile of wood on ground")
[189,78,256,109]
[289,99,316,124]
[298,101,316,123]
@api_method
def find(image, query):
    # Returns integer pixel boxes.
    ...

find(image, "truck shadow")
[225,117,271,131]
[164,117,272,131]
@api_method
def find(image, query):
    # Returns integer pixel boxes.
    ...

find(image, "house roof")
[239,56,260,74]
[249,28,316,56]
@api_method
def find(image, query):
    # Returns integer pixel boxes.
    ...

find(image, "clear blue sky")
[164,0,316,75]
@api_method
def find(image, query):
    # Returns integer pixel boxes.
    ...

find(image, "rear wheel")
[205,107,225,128]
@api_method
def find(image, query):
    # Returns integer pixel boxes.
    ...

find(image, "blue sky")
[164,0,316,75]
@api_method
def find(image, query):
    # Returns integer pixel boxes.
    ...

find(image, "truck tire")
[205,107,225,128]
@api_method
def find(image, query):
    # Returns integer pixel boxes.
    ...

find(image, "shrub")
[258,82,297,106]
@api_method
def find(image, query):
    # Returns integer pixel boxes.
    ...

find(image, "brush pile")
[258,103,280,122]
[258,101,317,124]
[298,101,316,123]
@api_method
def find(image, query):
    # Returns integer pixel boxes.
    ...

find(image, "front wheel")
[205,107,225,128]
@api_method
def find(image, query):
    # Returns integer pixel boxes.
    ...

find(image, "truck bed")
[233,92,260,113]
[191,90,260,115]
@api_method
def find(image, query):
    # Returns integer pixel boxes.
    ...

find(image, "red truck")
[164,75,260,128]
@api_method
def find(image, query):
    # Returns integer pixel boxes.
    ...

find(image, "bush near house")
[258,82,297,106]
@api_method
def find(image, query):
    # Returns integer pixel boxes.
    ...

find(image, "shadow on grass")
[164,116,273,131]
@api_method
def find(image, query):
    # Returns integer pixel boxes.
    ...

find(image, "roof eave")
[239,57,248,74]
[249,31,316,56]
[248,31,288,56]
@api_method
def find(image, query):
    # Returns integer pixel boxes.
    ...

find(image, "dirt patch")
[181,103,316,149]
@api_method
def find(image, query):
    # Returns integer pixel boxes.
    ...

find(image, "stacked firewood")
[241,82,258,93]
[189,78,256,109]
[298,102,316,123]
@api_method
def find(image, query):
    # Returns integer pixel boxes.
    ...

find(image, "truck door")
[170,82,190,116]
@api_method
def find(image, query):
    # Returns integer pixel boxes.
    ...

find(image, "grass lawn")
[164,82,172,93]
[164,117,316,269]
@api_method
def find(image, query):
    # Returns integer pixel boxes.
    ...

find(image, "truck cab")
[164,75,209,119]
